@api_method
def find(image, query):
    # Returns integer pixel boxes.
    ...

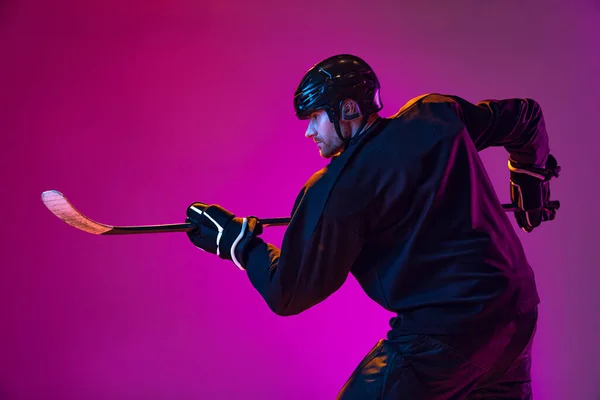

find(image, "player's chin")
[319,149,334,159]
[318,145,337,159]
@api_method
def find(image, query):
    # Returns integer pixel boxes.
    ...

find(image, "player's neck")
[352,113,381,138]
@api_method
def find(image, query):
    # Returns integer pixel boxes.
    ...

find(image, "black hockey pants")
[337,309,538,399]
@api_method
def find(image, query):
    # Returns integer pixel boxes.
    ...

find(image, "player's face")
[304,110,344,158]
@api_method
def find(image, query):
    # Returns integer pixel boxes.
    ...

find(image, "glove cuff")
[219,217,262,270]
[508,154,561,181]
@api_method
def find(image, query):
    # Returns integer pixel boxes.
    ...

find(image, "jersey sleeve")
[240,195,365,316]
[429,94,551,167]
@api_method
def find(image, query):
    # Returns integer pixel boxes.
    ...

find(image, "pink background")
[1,0,599,398]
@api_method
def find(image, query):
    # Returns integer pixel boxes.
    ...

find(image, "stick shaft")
[104,206,519,235]
[104,219,291,235]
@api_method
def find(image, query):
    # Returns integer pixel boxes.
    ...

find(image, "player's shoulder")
[389,93,458,119]
[304,167,327,187]
[288,167,326,216]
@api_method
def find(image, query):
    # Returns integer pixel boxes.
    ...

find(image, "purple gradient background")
[1,0,599,398]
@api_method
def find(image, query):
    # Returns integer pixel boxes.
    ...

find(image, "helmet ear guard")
[340,99,361,120]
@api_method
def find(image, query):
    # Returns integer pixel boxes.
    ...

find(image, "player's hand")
[508,154,561,233]
[185,202,262,270]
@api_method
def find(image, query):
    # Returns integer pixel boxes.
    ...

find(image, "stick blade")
[41,190,113,235]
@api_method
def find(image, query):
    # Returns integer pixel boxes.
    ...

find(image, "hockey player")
[185,54,561,399]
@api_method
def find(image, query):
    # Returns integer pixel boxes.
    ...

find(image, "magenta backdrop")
[1,0,599,399]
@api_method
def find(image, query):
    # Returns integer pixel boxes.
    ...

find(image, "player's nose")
[305,126,317,139]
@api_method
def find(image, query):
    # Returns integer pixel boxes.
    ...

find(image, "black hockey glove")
[508,154,561,233]
[185,202,263,270]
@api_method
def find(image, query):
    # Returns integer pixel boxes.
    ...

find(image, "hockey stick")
[41,190,529,236]
[41,190,289,236]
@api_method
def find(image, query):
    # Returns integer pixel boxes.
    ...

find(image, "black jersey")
[242,93,549,334]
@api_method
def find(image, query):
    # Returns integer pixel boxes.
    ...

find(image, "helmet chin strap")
[333,119,345,143]
[335,115,369,151]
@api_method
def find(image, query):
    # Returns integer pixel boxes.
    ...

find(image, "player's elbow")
[268,301,308,317]
[523,98,544,120]
[266,293,312,317]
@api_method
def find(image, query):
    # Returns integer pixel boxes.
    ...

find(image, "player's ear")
[341,99,361,121]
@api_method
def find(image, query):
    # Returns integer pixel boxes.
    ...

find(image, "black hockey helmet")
[294,54,383,126]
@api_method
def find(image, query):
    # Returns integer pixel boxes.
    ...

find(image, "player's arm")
[435,94,550,167]
[239,148,419,315]
[240,195,365,316]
